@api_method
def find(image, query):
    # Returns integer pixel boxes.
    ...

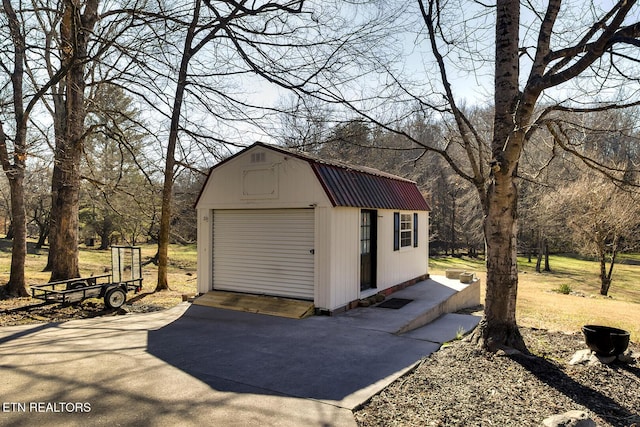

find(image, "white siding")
[213,209,315,300]
[314,207,360,310]
[375,210,429,290]
[314,208,428,311]
[328,208,360,309]
[313,206,331,309]
[196,209,213,294]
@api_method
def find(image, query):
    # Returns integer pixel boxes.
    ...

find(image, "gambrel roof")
[197,142,430,211]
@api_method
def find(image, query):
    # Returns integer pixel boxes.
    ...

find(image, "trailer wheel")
[105,287,126,309]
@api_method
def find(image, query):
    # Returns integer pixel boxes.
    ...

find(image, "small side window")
[400,213,412,248]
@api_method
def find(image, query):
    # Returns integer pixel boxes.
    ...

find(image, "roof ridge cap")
[255,142,416,184]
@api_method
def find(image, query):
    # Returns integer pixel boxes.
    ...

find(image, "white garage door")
[213,209,315,300]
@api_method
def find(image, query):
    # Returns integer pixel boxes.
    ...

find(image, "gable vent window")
[250,152,266,163]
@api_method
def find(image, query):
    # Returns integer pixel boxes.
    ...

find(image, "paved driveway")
[0,303,442,427]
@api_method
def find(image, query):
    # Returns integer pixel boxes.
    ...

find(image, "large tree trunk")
[43,104,64,272]
[5,173,28,296]
[156,162,174,291]
[47,0,99,280]
[48,141,82,280]
[471,173,526,352]
[48,62,84,280]
[470,0,527,353]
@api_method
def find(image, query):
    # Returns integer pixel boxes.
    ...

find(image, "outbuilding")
[195,142,430,313]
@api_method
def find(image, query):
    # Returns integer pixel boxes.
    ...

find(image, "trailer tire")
[105,287,126,309]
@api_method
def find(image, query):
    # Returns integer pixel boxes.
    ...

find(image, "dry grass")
[429,255,640,343]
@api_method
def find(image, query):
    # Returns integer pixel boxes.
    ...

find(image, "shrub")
[556,283,572,295]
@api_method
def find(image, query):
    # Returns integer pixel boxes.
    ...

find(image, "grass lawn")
[429,254,640,342]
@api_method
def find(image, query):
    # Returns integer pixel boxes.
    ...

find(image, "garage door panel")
[213,209,315,300]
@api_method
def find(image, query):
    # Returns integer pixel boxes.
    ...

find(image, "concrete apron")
[0,295,480,427]
[0,304,358,427]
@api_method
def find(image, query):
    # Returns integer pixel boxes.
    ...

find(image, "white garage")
[196,142,430,313]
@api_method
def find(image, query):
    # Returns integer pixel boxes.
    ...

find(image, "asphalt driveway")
[0,302,444,426]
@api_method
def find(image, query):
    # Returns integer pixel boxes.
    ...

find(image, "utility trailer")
[31,246,143,309]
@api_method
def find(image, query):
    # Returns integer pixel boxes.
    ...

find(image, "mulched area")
[355,328,640,427]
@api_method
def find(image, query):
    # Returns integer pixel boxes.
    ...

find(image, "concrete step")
[330,275,482,335]
[401,313,481,344]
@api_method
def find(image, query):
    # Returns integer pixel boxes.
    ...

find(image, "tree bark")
[598,236,618,296]
[535,231,542,272]
[543,241,550,272]
[48,0,99,281]
[35,221,49,250]
[43,91,66,272]
[4,172,28,296]
[49,141,82,280]
[472,172,526,352]
[599,260,611,296]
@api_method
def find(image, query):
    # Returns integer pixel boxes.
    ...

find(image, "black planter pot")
[582,325,630,356]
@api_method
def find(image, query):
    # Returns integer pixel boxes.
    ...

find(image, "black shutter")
[413,213,418,247]
[393,212,400,251]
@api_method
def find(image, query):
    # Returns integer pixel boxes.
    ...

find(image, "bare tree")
[0,0,30,295]
[0,1,69,294]
[544,175,640,295]
[42,0,101,280]
[419,1,640,351]
[30,0,156,278]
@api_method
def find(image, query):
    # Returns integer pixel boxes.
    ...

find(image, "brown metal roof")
[196,142,430,211]
[310,163,430,210]
[261,143,429,211]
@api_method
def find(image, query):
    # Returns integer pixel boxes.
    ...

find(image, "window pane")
[401,231,412,247]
